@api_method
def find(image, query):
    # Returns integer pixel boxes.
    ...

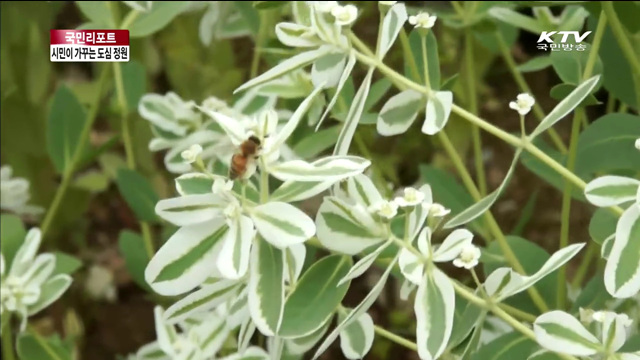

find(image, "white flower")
[313,0,338,13]
[579,307,595,324]
[369,200,398,219]
[0,166,44,216]
[635,138,640,151]
[181,144,203,164]
[408,12,437,29]
[0,229,72,331]
[394,187,426,207]
[592,311,633,327]
[212,178,234,195]
[331,4,358,26]
[429,203,451,218]
[453,244,481,269]
[379,1,397,5]
[84,265,117,302]
[509,93,536,116]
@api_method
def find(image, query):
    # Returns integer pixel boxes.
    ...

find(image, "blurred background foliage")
[1,1,639,359]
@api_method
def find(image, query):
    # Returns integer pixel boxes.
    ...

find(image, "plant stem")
[438,132,549,312]
[40,65,110,239]
[374,324,418,351]
[464,28,487,196]
[399,29,421,81]
[571,241,598,289]
[556,109,583,310]
[494,31,567,153]
[557,12,606,309]
[1,315,16,360]
[601,1,640,109]
[113,61,155,259]
[120,9,140,30]
[250,11,270,79]
[420,33,431,90]
[350,38,626,217]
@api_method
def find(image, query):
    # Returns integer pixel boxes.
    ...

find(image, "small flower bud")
[181,144,203,164]
[408,12,437,29]
[509,93,535,116]
[331,4,358,26]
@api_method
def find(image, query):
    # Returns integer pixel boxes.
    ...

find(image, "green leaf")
[415,269,455,360]
[533,311,601,356]
[292,125,340,159]
[339,311,374,359]
[483,236,557,313]
[51,252,82,276]
[128,1,189,38]
[253,1,289,10]
[489,7,545,33]
[584,176,639,207]
[588,208,618,245]
[75,1,114,27]
[17,332,73,360]
[448,299,484,350]
[405,31,440,88]
[604,206,640,298]
[234,2,260,35]
[550,43,602,85]
[248,236,285,336]
[121,60,146,112]
[118,230,151,291]
[47,85,87,174]
[1,214,26,267]
[575,113,640,176]
[445,150,522,229]
[531,75,600,139]
[377,3,407,60]
[473,332,537,360]
[27,274,72,316]
[115,168,159,222]
[279,255,352,338]
[175,173,214,196]
[549,84,600,106]
[517,55,552,73]
[73,170,110,193]
[334,69,374,156]
[571,275,613,313]
[377,89,423,136]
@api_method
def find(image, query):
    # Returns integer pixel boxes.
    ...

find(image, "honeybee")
[229,135,261,180]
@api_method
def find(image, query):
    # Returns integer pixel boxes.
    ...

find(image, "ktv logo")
[536,31,592,52]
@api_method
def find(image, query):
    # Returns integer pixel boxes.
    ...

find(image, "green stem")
[556,109,583,309]
[250,11,270,79]
[557,12,607,309]
[420,33,431,90]
[464,28,487,196]
[438,132,549,312]
[40,66,110,239]
[571,241,598,289]
[374,324,418,351]
[601,1,640,109]
[1,315,16,360]
[260,161,269,204]
[399,29,421,81]
[113,61,155,259]
[494,31,567,153]
[120,9,140,30]
[350,40,626,218]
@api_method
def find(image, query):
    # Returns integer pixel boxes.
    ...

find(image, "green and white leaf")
[275,22,322,48]
[445,150,522,229]
[347,174,383,209]
[27,274,72,316]
[163,280,239,324]
[235,47,330,93]
[250,202,315,248]
[339,311,375,360]
[377,89,423,136]
[176,173,215,195]
[377,3,408,60]
[155,193,225,226]
[271,85,325,151]
[270,180,334,203]
[312,256,398,360]
[530,76,600,139]
[311,51,346,89]
[268,156,370,183]
[433,228,474,262]
[316,196,385,255]
[284,243,306,283]
[217,215,256,280]
[415,268,455,360]
[604,206,640,298]
[145,219,228,296]
[278,255,352,338]
[248,237,285,336]
[421,91,453,135]
[339,240,391,285]
[315,53,356,130]
[533,311,601,356]
[601,234,614,260]
[584,176,640,207]
[333,68,374,156]
[285,318,331,355]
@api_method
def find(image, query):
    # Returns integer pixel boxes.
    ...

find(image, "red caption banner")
[50,29,130,62]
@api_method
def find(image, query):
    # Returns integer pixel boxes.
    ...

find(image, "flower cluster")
[1,229,72,331]
[0,166,44,216]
